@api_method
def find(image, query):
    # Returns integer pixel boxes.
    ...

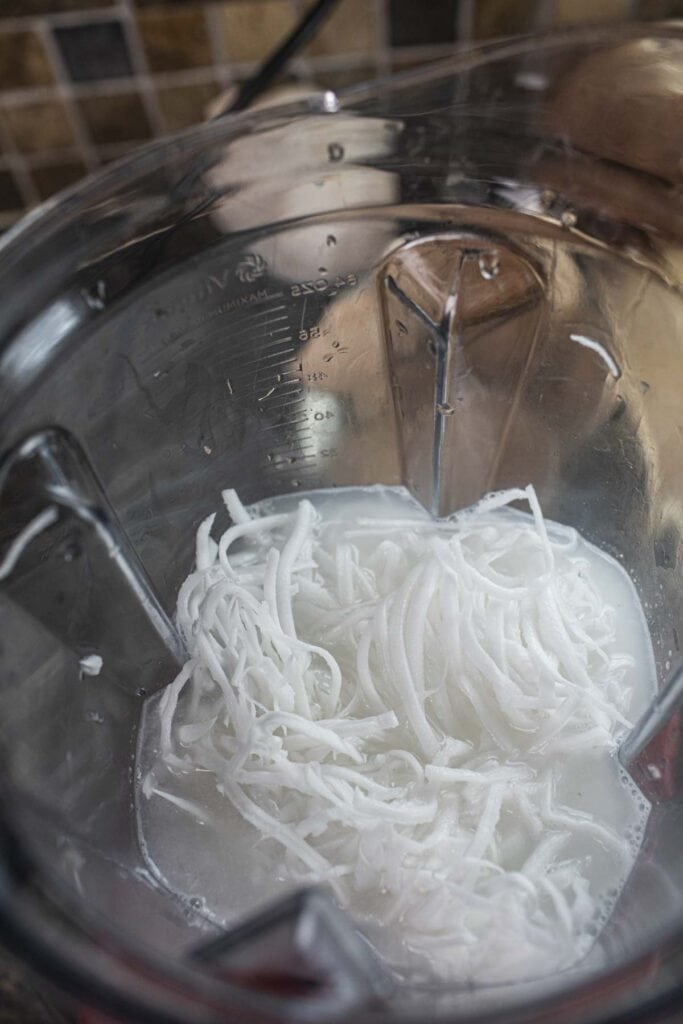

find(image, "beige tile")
[637,0,683,15]
[0,31,55,90]
[156,80,220,131]
[221,0,296,62]
[0,168,24,211]
[316,63,377,91]
[32,159,87,200]
[78,91,151,145]
[554,0,631,22]
[2,100,75,155]
[137,6,213,72]
[473,0,543,38]
[2,0,111,12]
[304,0,377,56]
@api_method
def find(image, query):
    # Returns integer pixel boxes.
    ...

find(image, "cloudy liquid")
[136,485,656,983]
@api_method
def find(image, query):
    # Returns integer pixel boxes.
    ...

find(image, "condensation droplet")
[436,402,454,416]
[328,142,344,162]
[478,251,500,280]
[86,710,104,724]
[189,896,203,909]
[83,280,106,311]
[326,235,337,246]
[322,90,338,113]
[292,480,301,488]
[63,539,82,562]
[136,687,147,698]
[561,209,577,228]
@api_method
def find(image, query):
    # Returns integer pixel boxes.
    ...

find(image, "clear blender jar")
[0,22,682,1024]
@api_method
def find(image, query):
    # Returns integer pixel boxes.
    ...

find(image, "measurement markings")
[257,358,302,373]
[262,396,305,412]
[267,427,314,443]
[215,332,293,364]
[204,303,288,337]
[231,342,294,371]
[265,450,316,466]
[234,312,289,333]
[263,461,318,474]
[266,385,304,397]
[266,441,315,455]
[259,416,309,431]
[200,316,290,352]
[237,355,297,380]
[239,342,294,366]
[275,460,318,470]
[229,333,291,357]
[266,387,304,400]
[266,441,314,454]
[255,388,303,404]
[232,321,291,344]
[259,378,305,389]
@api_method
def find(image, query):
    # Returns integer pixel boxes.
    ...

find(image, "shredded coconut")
[148,485,643,982]
[79,654,103,677]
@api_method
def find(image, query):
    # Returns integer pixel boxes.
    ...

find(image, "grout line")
[304,49,385,72]
[374,0,390,76]
[0,110,38,207]
[2,80,128,102]
[150,66,223,89]
[0,8,121,32]
[118,0,165,136]
[538,0,557,29]
[390,42,473,62]
[0,44,458,111]
[457,0,475,41]
[0,70,219,105]
[286,0,314,83]
[204,2,234,90]
[37,16,100,172]
[0,86,65,106]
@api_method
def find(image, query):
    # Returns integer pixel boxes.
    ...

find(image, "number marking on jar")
[290,274,357,298]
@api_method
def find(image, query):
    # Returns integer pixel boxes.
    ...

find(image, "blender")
[0,21,682,1024]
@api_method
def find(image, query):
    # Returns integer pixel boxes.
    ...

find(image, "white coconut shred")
[139,484,654,984]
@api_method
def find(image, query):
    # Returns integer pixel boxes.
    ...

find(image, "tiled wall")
[0,0,678,227]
